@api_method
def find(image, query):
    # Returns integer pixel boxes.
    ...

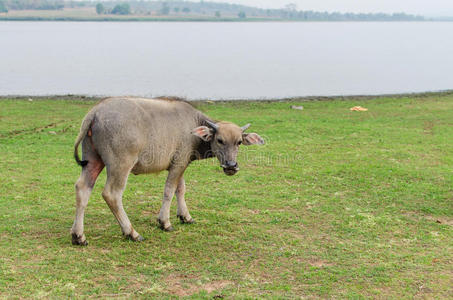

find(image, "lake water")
[1,21,452,100]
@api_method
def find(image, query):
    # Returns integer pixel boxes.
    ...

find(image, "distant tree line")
[0,0,8,13]
[267,9,424,21]
[94,1,424,20]
[3,0,65,10]
[0,0,425,21]
[95,2,130,15]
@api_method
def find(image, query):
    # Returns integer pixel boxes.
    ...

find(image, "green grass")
[0,94,452,298]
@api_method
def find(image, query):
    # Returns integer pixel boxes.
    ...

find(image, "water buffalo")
[71,97,264,245]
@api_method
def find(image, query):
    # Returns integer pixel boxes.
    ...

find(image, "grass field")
[0,94,452,298]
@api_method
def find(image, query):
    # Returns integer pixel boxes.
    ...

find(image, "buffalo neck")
[194,140,213,161]
[190,114,215,161]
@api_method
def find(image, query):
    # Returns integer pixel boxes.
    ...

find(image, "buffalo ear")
[242,133,265,146]
[191,126,213,142]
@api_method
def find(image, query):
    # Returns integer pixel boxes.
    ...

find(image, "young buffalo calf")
[71,97,264,245]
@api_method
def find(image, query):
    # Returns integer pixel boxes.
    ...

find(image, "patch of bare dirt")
[0,122,59,138]
[141,210,157,217]
[165,274,232,297]
[404,212,453,226]
[21,231,52,238]
[99,248,111,254]
[203,281,232,293]
[307,259,334,268]
[423,121,435,135]
[425,216,453,226]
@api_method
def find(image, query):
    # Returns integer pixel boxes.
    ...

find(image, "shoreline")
[0,16,286,22]
[1,90,452,103]
[0,16,444,22]
[0,18,446,22]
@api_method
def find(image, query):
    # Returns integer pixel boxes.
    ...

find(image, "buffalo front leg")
[102,165,143,242]
[158,167,185,231]
[176,177,194,224]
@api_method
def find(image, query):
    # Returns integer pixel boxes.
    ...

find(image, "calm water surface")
[1,22,452,99]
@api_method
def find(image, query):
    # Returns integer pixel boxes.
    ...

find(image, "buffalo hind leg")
[102,164,143,242]
[71,158,104,246]
[176,177,194,224]
[158,167,186,231]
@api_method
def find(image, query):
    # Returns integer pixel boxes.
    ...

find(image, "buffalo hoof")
[160,225,174,232]
[158,219,174,232]
[126,234,144,242]
[178,215,195,224]
[71,233,88,246]
[164,226,174,232]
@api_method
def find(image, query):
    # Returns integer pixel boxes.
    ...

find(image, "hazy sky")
[206,0,453,16]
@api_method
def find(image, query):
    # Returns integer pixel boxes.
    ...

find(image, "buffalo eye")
[237,140,242,145]
[217,138,225,145]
